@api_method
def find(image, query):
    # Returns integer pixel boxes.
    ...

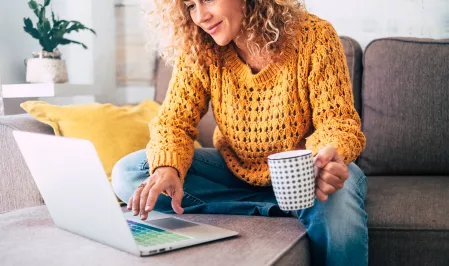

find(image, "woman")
[112,0,368,265]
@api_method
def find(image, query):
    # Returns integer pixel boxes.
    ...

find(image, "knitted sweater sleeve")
[305,21,366,163]
[146,55,210,183]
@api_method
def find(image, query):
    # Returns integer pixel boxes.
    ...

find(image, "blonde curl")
[144,0,306,68]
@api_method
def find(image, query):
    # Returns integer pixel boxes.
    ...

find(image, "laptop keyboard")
[127,220,190,246]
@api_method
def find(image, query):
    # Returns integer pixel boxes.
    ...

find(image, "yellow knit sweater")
[147,13,366,186]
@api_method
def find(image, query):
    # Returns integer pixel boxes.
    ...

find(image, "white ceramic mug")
[268,150,315,210]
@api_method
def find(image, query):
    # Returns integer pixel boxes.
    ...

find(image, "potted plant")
[23,0,96,83]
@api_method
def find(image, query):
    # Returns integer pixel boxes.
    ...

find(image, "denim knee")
[297,162,368,265]
[299,163,367,227]
[323,162,367,221]
[346,162,367,200]
[111,149,148,203]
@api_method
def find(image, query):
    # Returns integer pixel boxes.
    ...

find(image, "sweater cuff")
[306,138,357,165]
[148,150,188,184]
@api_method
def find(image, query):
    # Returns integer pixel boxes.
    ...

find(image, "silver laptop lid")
[13,131,140,256]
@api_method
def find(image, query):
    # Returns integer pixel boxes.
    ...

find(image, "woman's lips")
[207,21,222,35]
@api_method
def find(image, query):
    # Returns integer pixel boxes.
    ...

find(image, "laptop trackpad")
[147,218,199,230]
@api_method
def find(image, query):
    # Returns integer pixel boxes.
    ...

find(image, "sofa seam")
[364,37,449,54]
[362,37,449,81]
[361,37,449,99]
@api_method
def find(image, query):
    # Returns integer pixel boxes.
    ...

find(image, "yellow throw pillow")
[20,100,203,183]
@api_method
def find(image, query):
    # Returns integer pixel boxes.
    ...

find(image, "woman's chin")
[212,36,232,47]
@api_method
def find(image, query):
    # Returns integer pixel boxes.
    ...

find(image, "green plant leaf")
[28,28,41,40]
[39,39,48,51]
[37,20,49,34]
[24,0,95,51]
[52,21,61,28]
[35,18,52,51]
[59,38,88,49]
[38,6,46,24]
[51,20,69,47]
[42,19,51,32]
[61,20,70,29]
[28,0,38,10]
[28,0,40,18]
[23,17,33,28]
[51,10,57,25]
[53,20,69,30]
[66,22,97,35]
[23,18,41,40]
[54,30,64,39]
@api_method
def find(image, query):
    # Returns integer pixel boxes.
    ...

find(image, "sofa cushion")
[369,229,449,266]
[366,175,449,229]
[366,175,449,265]
[358,38,449,175]
[0,206,310,266]
[0,114,53,213]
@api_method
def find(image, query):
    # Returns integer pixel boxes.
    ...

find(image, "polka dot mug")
[268,150,315,210]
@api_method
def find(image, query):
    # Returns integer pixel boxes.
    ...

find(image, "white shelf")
[1,83,97,98]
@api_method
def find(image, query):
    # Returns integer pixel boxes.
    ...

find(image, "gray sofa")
[0,37,448,266]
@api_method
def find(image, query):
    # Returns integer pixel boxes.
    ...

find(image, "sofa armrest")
[0,114,54,213]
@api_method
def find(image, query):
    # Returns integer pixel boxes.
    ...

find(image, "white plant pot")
[25,57,69,84]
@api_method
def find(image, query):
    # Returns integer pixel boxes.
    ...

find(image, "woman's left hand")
[313,146,349,202]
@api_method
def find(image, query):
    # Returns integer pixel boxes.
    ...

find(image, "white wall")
[90,0,117,104]
[45,0,117,104]
[115,0,156,105]
[2,0,448,114]
[0,0,116,114]
[0,1,40,114]
[305,0,449,49]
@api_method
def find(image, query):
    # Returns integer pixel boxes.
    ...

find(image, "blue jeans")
[112,148,368,266]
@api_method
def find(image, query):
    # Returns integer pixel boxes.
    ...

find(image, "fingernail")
[145,206,150,211]
[141,215,146,220]
[133,211,138,215]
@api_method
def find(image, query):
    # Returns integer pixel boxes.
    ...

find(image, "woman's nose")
[194,5,212,24]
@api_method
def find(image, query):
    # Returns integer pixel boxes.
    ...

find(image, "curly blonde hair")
[145,0,306,68]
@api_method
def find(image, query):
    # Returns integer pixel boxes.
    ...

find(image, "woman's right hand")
[127,166,184,220]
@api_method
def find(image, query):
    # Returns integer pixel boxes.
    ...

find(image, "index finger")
[145,184,164,213]
[132,183,145,215]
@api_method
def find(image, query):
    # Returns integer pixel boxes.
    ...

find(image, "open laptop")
[13,131,238,256]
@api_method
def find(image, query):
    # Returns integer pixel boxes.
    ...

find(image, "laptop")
[13,130,238,256]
